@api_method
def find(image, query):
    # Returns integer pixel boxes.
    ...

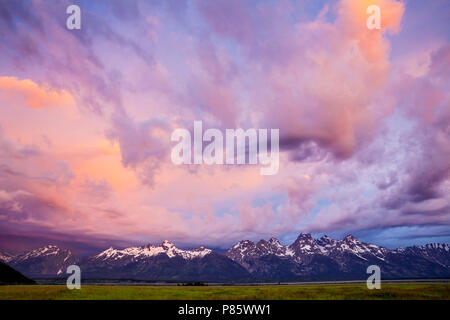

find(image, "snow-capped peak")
[226,238,294,265]
[161,240,175,249]
[268,237,282,246]
[226,233,394,265]
[7,245,77,277]
[296,233,314,241]
[289,233,321,257]
[317,235,335,245]
[343,234,359,244]
[11,245,68,263]
[94,241,211,261]
[418,243,450,251]
[0,250,14,263]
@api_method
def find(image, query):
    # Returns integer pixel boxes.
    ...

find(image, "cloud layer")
[0,0,448,252]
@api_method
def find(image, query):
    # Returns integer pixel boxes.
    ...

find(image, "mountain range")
[1,234,449,282]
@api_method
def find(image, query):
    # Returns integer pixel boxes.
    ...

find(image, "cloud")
[106,112,173,186]
[0,76,74,109]
[0,0,449,251]
[0,0,155,114]
[196,0,405,159]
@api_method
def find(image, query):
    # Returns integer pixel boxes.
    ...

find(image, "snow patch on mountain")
[94,241,212,261]
[226,233,393,267]
[0,251,14,263]
[11,245,71,264]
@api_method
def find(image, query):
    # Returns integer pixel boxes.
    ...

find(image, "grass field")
[0,283,449,300]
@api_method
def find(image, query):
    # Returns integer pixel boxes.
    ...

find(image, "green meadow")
[0,283,449,300]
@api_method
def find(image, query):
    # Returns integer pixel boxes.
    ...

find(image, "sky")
[0,0,449,255]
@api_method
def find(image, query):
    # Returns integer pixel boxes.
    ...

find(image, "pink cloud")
[0,0,449,250]
[0,76,74,109]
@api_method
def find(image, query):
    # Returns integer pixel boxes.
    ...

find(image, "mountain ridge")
[2,234,449,282]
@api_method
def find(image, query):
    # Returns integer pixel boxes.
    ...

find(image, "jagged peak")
[161,240,175,248]
[343,234,359,242]
[32,244,59,251]
[95,246,116,257]
[187,245,209,252]
[94,241,211,261]
[417,243,450,250]
[256,238,283,247]
[33,245,63,253]
[292,233,314,244]
[234,240,255,246]
[9,244,73,265]
[0,250,14,262]
[269,237,281,245]
[318,235,333,241]
[317,235,336,246]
